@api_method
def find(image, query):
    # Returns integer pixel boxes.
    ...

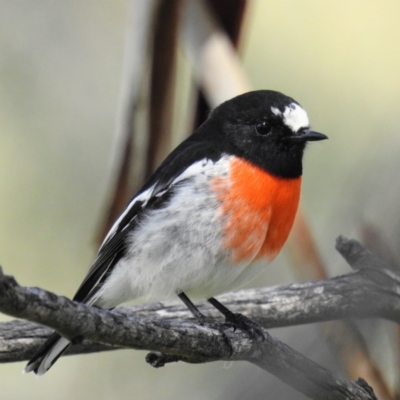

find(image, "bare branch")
[3,254,400,364]
[0,236,394,399]
[0,264,376,400]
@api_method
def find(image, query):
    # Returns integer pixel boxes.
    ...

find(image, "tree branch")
[0,236,390,399]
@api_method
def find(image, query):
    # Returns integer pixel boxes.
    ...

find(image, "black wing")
[72,127,225,304]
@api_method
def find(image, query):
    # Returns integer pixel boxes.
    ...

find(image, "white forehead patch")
[271,103,309,132]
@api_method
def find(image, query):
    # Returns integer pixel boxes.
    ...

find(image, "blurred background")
[1,1,400,399]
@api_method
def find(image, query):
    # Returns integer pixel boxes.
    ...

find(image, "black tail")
[24,332,70,375]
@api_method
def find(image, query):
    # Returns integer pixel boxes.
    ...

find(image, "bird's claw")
[224,313,265,342]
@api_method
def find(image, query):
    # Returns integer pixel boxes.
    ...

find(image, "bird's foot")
[194,315,234,355]
[196,315,226,331]
[223,312,265,342]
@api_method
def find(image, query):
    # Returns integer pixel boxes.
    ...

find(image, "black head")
[206,90,327,178]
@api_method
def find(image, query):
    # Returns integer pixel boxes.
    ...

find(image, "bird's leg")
[178,292,208,323]
[178,292,264,341]
[207,297,265,342]
[177,292,233,355]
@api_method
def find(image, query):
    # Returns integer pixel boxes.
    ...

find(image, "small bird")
[25,90,327,375]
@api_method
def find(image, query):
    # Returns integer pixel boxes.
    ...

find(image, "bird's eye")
[255,121,272,135]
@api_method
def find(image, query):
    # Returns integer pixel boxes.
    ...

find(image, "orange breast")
[212,158,301,263]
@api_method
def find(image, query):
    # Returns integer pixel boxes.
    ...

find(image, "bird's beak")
[290,129,328,142]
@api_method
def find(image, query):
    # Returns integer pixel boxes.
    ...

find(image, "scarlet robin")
[25,90,327,375]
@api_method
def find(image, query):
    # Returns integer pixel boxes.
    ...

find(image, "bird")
[24,90,327,375]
